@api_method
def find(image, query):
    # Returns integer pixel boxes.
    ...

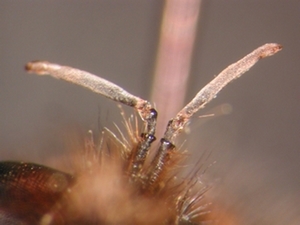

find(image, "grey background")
[1,1,299,224]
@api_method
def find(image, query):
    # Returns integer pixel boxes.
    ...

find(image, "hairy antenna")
[163,43,282,141]
[147,43,282,187]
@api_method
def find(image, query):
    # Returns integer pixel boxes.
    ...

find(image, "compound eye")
[0,161,74,224]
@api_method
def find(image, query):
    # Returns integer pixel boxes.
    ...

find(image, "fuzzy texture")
[50,117,213,225]
[0,119,213,225]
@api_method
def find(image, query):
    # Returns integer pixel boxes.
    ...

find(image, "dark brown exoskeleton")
[0,44,281,225]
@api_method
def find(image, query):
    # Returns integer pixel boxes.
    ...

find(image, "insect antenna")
[25,61,159,186]
[145,43,282,190]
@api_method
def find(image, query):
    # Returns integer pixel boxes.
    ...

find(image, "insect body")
[0,44,281,224]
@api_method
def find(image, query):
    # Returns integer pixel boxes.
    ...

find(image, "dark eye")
[0,161,74,224]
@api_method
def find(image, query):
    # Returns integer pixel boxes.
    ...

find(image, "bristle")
[42,112,212,225]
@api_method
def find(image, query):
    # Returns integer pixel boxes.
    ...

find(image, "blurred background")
[1,1,299,224]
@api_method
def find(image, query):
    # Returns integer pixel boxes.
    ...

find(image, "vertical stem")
[151,0,202,138]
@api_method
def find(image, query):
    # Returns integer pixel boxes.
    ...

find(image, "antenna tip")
[259,43,283,58]
[25,61,55,75]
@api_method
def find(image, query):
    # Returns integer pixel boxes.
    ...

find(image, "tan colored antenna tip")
[259,43,282,58]
[25,61,60,75]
